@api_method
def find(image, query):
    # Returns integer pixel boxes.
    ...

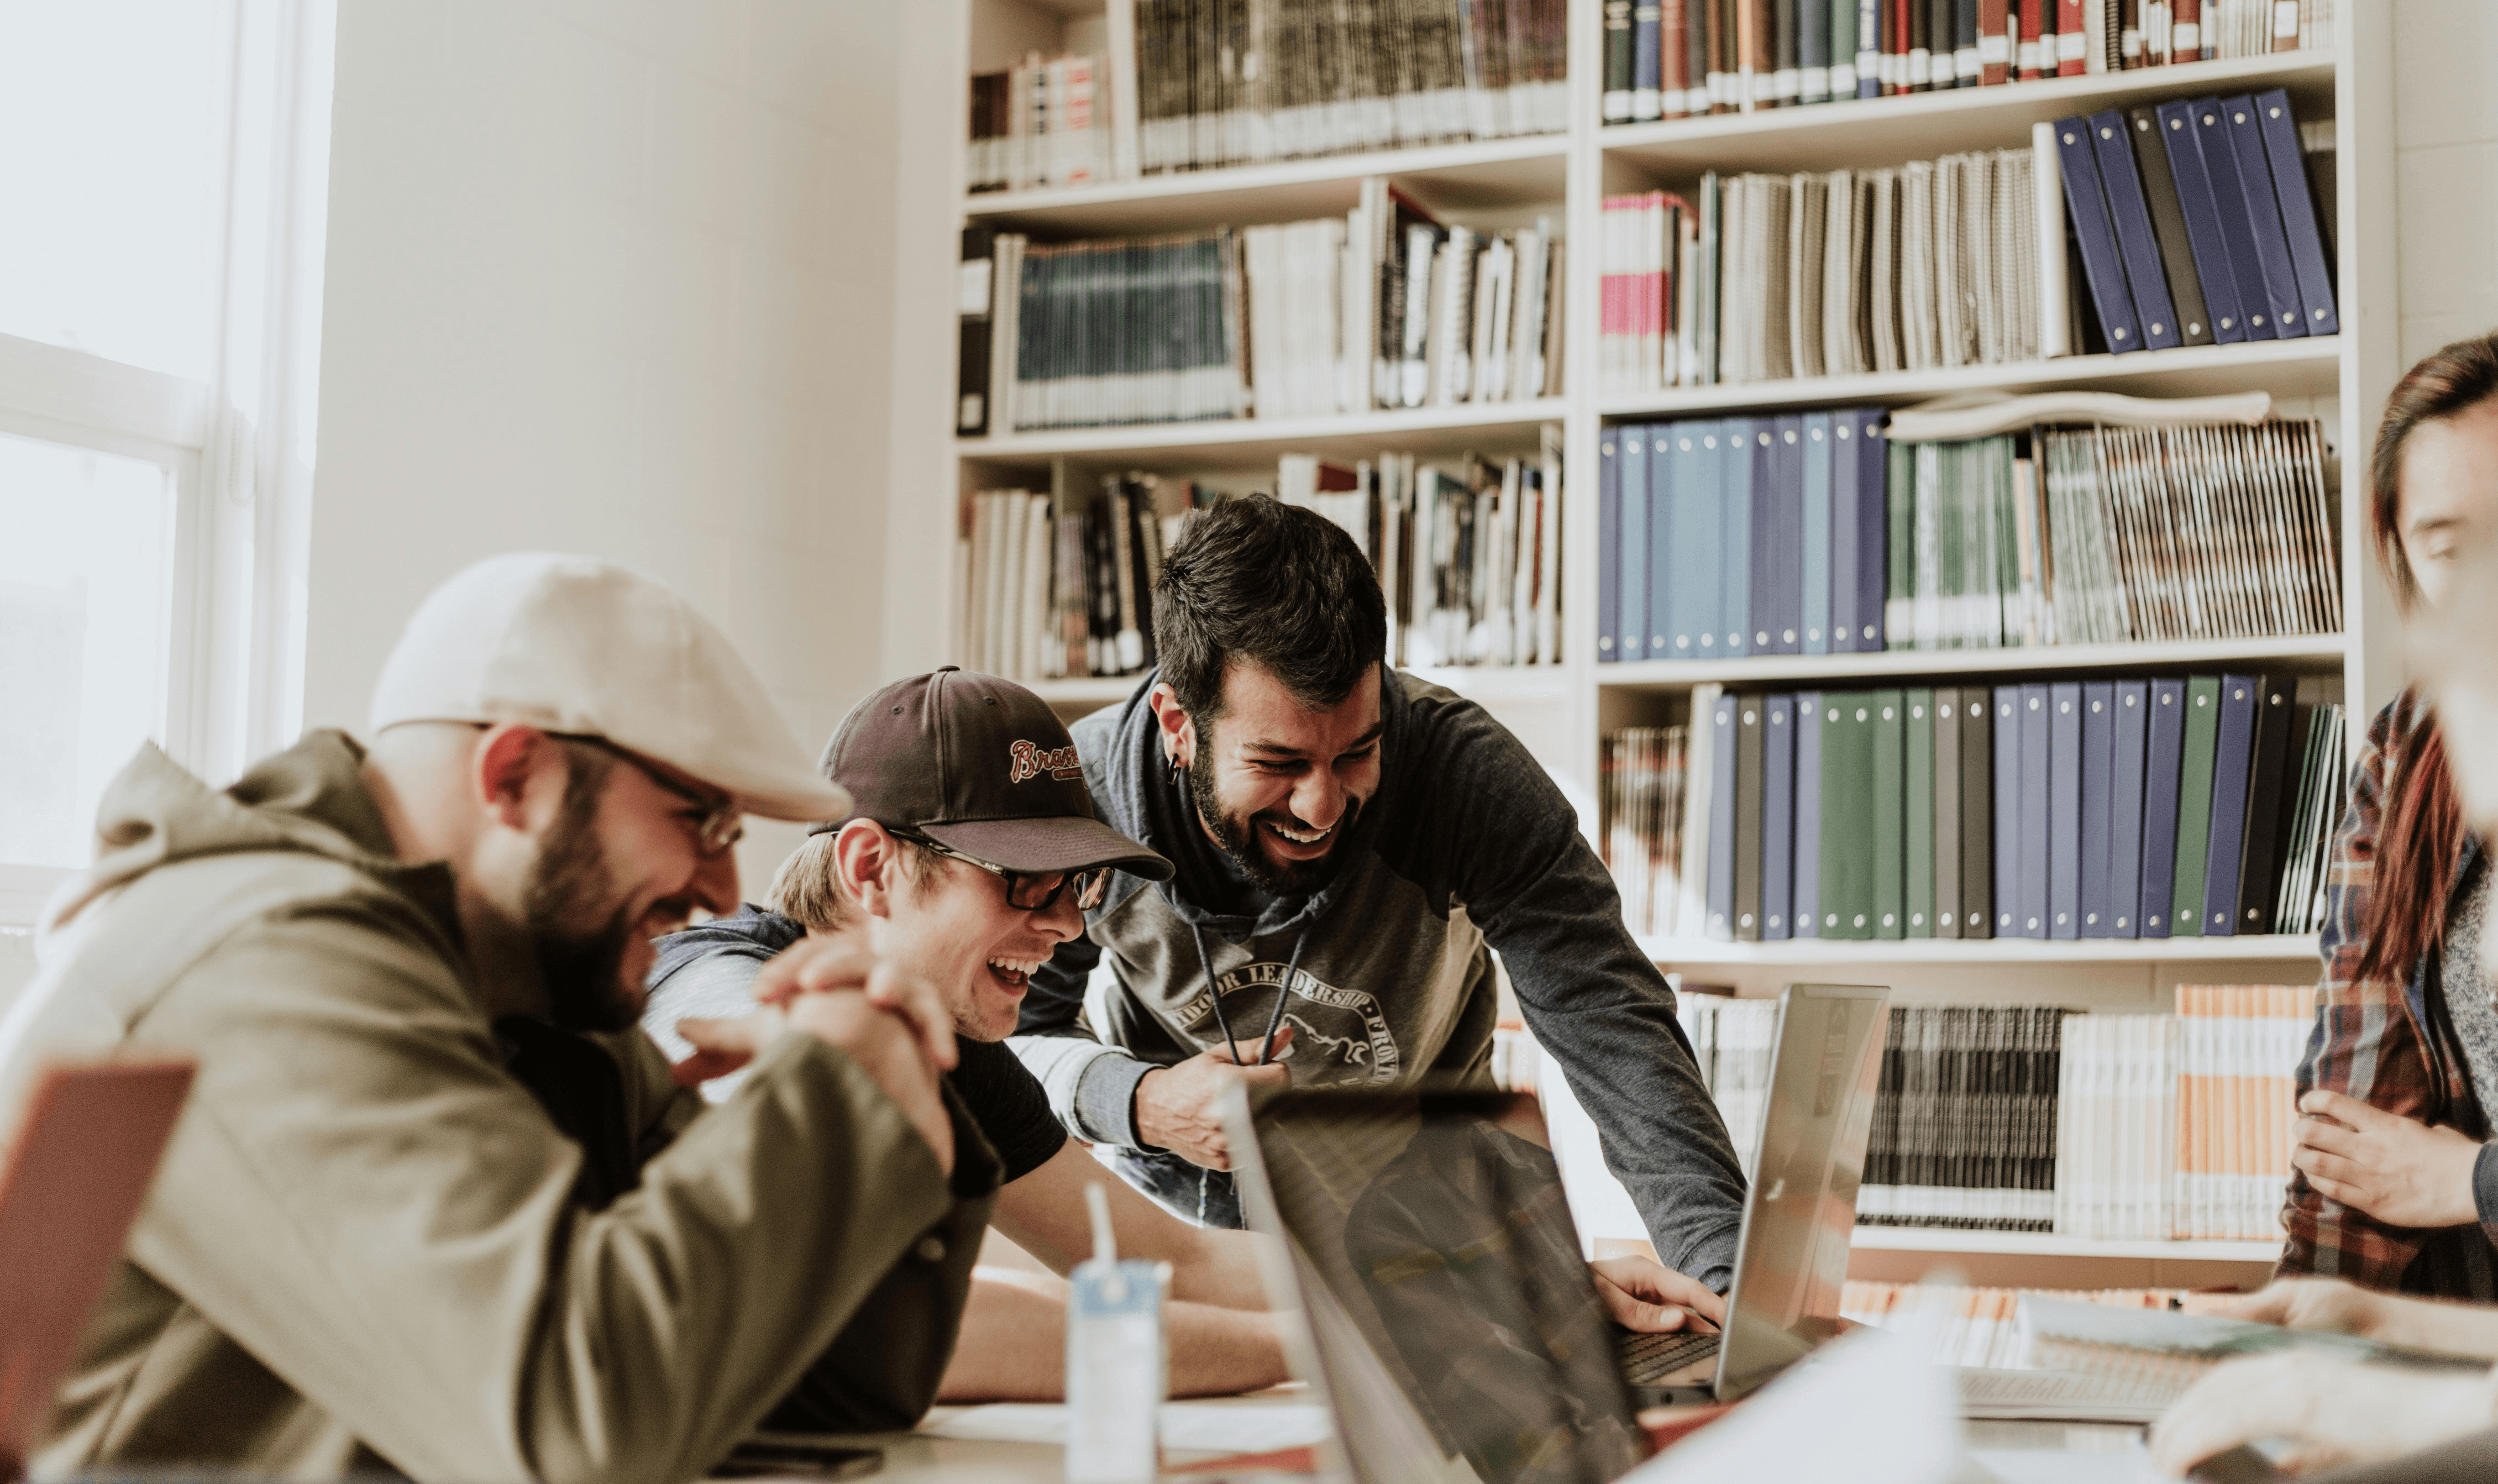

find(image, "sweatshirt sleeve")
[1399,692,1748,1290]
[121,903,1001,1484]
[1012,931,1155,1147]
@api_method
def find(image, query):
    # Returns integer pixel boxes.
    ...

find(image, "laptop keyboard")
[1619,1328,1721,1383]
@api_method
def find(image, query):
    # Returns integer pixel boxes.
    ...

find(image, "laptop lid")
[1228,1086,1648,1484]
[0,1059,195,1478]
[1712,983,1889,1401]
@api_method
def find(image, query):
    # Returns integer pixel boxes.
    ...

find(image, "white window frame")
[0,0,336,928]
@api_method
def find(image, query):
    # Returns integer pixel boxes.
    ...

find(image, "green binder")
[2171,676,2223,938]
[1906,688,1935,938]
[1872,688,1907,939]
[1821,692,1874,940]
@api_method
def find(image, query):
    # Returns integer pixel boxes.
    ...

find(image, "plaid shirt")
[2278,688,2498,1297]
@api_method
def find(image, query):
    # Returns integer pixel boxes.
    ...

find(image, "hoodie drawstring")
[1187,921,1308,1227]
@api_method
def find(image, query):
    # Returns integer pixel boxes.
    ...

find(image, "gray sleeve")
[642,954,769,1104]
[1011,931,1154,1148]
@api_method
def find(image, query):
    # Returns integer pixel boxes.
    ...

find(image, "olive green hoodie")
[3,730,997,1482]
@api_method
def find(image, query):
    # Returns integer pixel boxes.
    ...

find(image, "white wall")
[308,0,930,884]
[2392,1,2498,366]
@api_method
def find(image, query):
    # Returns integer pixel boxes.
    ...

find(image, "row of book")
[958,476,1192,682]
[1861,1005,2065,1228]
[2055,988,2309,1242]
[1601,0,2333,123]
[967,52,1111,194]
[1593,413,2339,664]
[1842,1285,2189,1371]
[1600,676,2345,944]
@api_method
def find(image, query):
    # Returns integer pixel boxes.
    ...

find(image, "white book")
[1509,226,1546,404]
[1674,683,1722,938]
[1021,497,1052,681]
[1479,236,1516,404]
[1536,427,1562,663]
[993,490,1028,677]
[2031,124,2071,359]
[1429,228,1476,405]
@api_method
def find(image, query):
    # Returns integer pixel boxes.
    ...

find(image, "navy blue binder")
[2199,672,2263,937]
[2080,682,2116,938]
[1829,414,1859,653]
[1672,422,1721,658]
[2049,682,2083,939]
[1633,1,1662,116]
[2254,89,2339,338]
[1992,686,2021,936]
[1597,431,1620,662]
[2088,110,2183,351]
[1708,690,1739,937]
[2139,678,2187,936]
[2108,679,2150,936]
[2155,98,2251,343]
[2054,115,2147,354]
[1648,420,1676,661]
[1961,686,1993,939]
[2222,94,2309,341]
[1765,694,1798,939]
[1619,426,1650,661]
[1856,411,1888,650]
[1858,0,1880,97]
[1771,416,1805,654]
[2193,96,2283,340]
[1749,422,1780,655]
[1722,421,1754,657]
[1795,691,1823,938]
[1803,414,1833,654]
[2019,683,2052,939]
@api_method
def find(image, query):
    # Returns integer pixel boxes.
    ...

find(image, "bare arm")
[991,1140,1271,1311]
[938,1269,1288,1401]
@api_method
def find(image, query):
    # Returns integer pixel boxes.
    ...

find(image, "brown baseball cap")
[815,667,1172,881]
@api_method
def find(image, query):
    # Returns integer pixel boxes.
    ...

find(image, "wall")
[308,0,926,885]
[2392,1,2498,368]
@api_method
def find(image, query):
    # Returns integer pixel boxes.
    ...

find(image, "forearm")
[1162,1227,1271,1311]
[937,1271,1289,1401]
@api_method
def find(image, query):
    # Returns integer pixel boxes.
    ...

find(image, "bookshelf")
[934,0,2400,1286]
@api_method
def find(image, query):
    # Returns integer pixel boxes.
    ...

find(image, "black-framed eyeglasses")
[894,829,1111,913]
[556,734,744,857]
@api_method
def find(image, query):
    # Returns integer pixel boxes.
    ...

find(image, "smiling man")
[1010,496,1750,1304]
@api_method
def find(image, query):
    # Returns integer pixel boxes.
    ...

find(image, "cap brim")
[737,777,854,825]
[920,815,1174,882]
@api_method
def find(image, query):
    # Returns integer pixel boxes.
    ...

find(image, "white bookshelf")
[936,0,2399,1282]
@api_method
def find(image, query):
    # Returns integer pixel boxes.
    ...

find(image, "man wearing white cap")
[1,553,994,1482]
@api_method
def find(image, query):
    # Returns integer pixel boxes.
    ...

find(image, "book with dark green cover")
[2170,676,2223,938]
[1872,688,1907,939]
[1935,689,1963,938]
[1906,688,1936,937]
[1735,694,1766,940]
[1821,692,1874,939]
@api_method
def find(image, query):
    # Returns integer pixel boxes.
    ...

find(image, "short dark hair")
[1153,494,1386,719]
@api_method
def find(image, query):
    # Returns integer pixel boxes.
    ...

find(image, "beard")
[1188,723,1363,897]
[522,754,643,1033]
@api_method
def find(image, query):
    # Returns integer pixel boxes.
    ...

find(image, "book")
[1796,691,1826,938]
[958,226,997,436]
[2191,98,2280,339]
[2252,88,2340,337]
[2218,94,2309,341]
[2079,682,2115,937]
[1600,431,1622,662]
[2088,109,2183,351]
[2053,115,2146,353]
[1936,690,1965,936]
[1621,425,1652,661]
[2198,673,2264,936]
[1873,689,1908,938]
[1765,694,1799,938]
[1735,694,1768,940]
[1907,689,1936,936]
[2050,681,2084,939]
[2017,682,2052,938]
[2234,675,2298,935]
[1992,685,2021,936]
[1961,683,1995,938]
[2124,105,2215,345]
[1804,413,1835,653]
[2169,675,2223,938]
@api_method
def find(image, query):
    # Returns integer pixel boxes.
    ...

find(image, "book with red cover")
[1664,0,1692,116]
[2017,0,2047,75]
[1979,0,2010,81]
[2056,0,2085,73]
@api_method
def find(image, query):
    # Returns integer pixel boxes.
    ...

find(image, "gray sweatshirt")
[1008,668,1747,1289]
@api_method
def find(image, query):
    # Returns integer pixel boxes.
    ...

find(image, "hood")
[39,729,456,944]
[646,903,806,994]
[1077,666,1406,943]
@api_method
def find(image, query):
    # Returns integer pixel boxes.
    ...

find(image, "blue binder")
[2108,679,2150,936]
[1992,686,2021,937]
[1828,414,1858,653]
[1708,691,1739,937]
[2054,115,2146,353]
[1673,422,1723,658]
[1770,415,1806,654]
[2253,89,2340,337]
[1856,411,1888,650]
[2049,682,2083,940]
[1721,422,1753,657]
[2019,683,2052,939]
[2200,672,2263,937]
[1633,1,1662,116]
[1765,693,1797,939]
[2222,94,2309,341]
[1795,690,1823,938]
[2080,682,2116,938]
[2088,110,2183,350]
[1804,414,1832,655]
[2154,99,2250,342]
[2193,97,2282,340]
[1597,430,1620,662]
[1619,426,1650,661]
[1749,422,1780,655]
[2139,678,2188,936]
[1856,0,1880,97]
[1648,420,1676,661]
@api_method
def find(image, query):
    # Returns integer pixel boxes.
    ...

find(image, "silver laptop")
[1227,983,1889,1484]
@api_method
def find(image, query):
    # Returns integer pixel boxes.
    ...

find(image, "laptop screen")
[1233,1088,1648,1484]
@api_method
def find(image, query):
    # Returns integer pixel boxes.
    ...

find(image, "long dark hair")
[2354,336,2498,987]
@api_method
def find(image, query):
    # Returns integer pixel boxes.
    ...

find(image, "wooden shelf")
[1601,50,2336,177]
[1638,933,2321,964]
[960,398,1565,467]
[1597,337,2341,420]
[1851,1227,2281,1263]
[963,134,1569,236]
[1405,665,1573,703]
[1599,633,2348,689]
[1028,676,1141,705]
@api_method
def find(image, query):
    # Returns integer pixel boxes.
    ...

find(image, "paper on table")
[1965,1447,2164,1484]
[922,1403,1334,1454]
[1618,1324,1960,1484]
[1955,1368,2173,1425]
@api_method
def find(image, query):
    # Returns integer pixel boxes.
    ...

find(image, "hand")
[2147,1351,2496,1477]
[671,1008,787,1087]
[1590,1255,1725,1332]
[2292,1090,2482,1228]
[2188,1278,2387,1339]
[750,936,958,1074]
[1134,1028,1297,1170]
[782,988,955,1176]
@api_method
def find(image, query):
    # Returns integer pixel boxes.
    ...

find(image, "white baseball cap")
[368,552,851,823]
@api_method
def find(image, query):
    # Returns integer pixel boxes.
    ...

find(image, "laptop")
[0,1059,195,1478]
[1226,983,1889,1484]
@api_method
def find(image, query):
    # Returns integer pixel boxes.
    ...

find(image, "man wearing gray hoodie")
[1008,496,1748,1303]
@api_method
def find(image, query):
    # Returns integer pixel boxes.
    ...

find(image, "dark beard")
[523,752,641,1033]
[1188,725,1360,897]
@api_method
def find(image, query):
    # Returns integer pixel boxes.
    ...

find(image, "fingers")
[2292,1147,2364,1190]
[2304,1170,2365,1208]
[669,1049,750,1088]
[1590,1257,1728,1327]
[751,938,878,1003]
[864,960,960,1072]
[2299,1089,2379,1130]
[2294,1117,2361,1159]
[2147,1356,2311,1476]
[1214,1027,1297,1067]
[2199,1282,2296,1325]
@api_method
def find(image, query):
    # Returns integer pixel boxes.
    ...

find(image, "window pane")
[0,435,178,870]
[0,2,233,381]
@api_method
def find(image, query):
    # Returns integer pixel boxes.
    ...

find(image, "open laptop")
[0,1059,195,1478]
[1227,983,1889,1484]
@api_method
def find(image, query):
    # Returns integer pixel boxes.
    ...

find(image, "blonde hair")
[766,827,940,932]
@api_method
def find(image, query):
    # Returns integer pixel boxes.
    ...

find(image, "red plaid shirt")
[2278,689,2498,1297]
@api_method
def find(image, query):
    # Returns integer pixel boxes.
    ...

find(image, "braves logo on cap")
[1009,739,1083,784]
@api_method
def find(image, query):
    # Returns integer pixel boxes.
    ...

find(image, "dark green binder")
[2170,675,2223,938]
[1906,688,1936,937]
[1872,688,1907,939]
[1821,692,1874,939]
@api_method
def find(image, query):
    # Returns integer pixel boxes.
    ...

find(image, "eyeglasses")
[556,734,744,857]
[894,830,1111,913]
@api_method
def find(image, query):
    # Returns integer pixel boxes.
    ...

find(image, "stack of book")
[1860,1005,2067,1230]
[1604,672,2346,944]
[1605,725,1692,936]
[1674,994,1779,1176]
[1594,414,2338,663]
[966,52,1112,194]
[1840,1283,2186,1369]
[959,187,1562,436]
[959,475,1203,682]
[2053,986,2310,1241]
[1601,0,2334,124]
[1132,0,1568,175]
